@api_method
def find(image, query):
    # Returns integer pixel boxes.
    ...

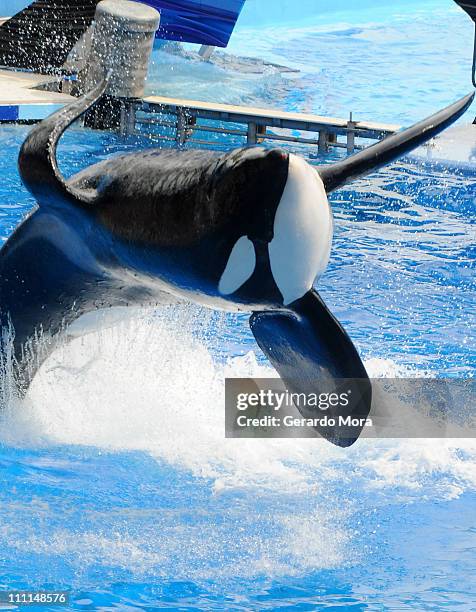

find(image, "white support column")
[83,0,160,98]
[199,45,216,61]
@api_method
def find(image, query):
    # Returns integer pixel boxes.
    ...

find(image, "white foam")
[0,308,475,501]
[0,508,352,582]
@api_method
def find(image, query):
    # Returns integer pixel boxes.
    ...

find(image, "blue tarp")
[2,1,246,48]
[0,0,247,71]
[145,0,246,47]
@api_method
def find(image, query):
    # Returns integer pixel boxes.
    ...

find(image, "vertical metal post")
[257,124,267,143]
[119,101,127,136]
[129,103,138,136]
[347,112,356,154]
[247,122,258,145]
[198,45,215,60]
[120,101,137,136]
[176,108,187,146]
[318,129,329,153]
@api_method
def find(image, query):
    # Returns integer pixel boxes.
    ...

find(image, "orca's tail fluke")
[319,92,475,193]
[18,78,108,207]
[0,0,99,74]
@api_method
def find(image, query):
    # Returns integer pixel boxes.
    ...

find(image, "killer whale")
[0,81,473,446]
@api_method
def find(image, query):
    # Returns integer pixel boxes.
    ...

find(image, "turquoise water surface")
[0,1,475,610]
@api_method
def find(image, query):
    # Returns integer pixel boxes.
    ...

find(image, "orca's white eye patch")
[269,154,332,306]
[219,236,256,295]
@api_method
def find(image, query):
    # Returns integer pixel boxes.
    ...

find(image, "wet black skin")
[66,146,290,310]
[0,145,289,392]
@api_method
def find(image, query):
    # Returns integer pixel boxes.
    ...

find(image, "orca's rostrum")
[0,82,473,446]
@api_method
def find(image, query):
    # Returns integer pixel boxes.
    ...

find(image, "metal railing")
[122,96,400,156]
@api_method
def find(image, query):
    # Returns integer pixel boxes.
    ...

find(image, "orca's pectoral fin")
[318,91,475,192]
[250,289,371,447]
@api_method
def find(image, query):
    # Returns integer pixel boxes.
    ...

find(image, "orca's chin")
[269,154,333,306]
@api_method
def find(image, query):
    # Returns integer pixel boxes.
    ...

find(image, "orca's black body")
[455,0,476,19]
[0,81,473,447]
[453,0,476,91]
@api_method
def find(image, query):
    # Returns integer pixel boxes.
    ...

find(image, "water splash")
[1,306,475,502]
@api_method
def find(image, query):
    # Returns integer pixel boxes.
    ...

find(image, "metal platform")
[139,95,401,153]
[0,67,400,153]
[0,68,72,121]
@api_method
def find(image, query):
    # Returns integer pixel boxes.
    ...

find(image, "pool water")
[0,0,475,610]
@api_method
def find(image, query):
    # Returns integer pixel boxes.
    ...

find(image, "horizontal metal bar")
[187,139,225,146]
[263,132,319,145]
[133,131,176,142]
[137,118,177,128]
[189,124,248,137]
[136,120,367,148]
[134,132,364,153]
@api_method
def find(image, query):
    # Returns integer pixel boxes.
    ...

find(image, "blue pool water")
[1,0,475,609]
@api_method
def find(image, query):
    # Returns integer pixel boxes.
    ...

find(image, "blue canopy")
[146,0,246,47]
[0,0,246,74]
